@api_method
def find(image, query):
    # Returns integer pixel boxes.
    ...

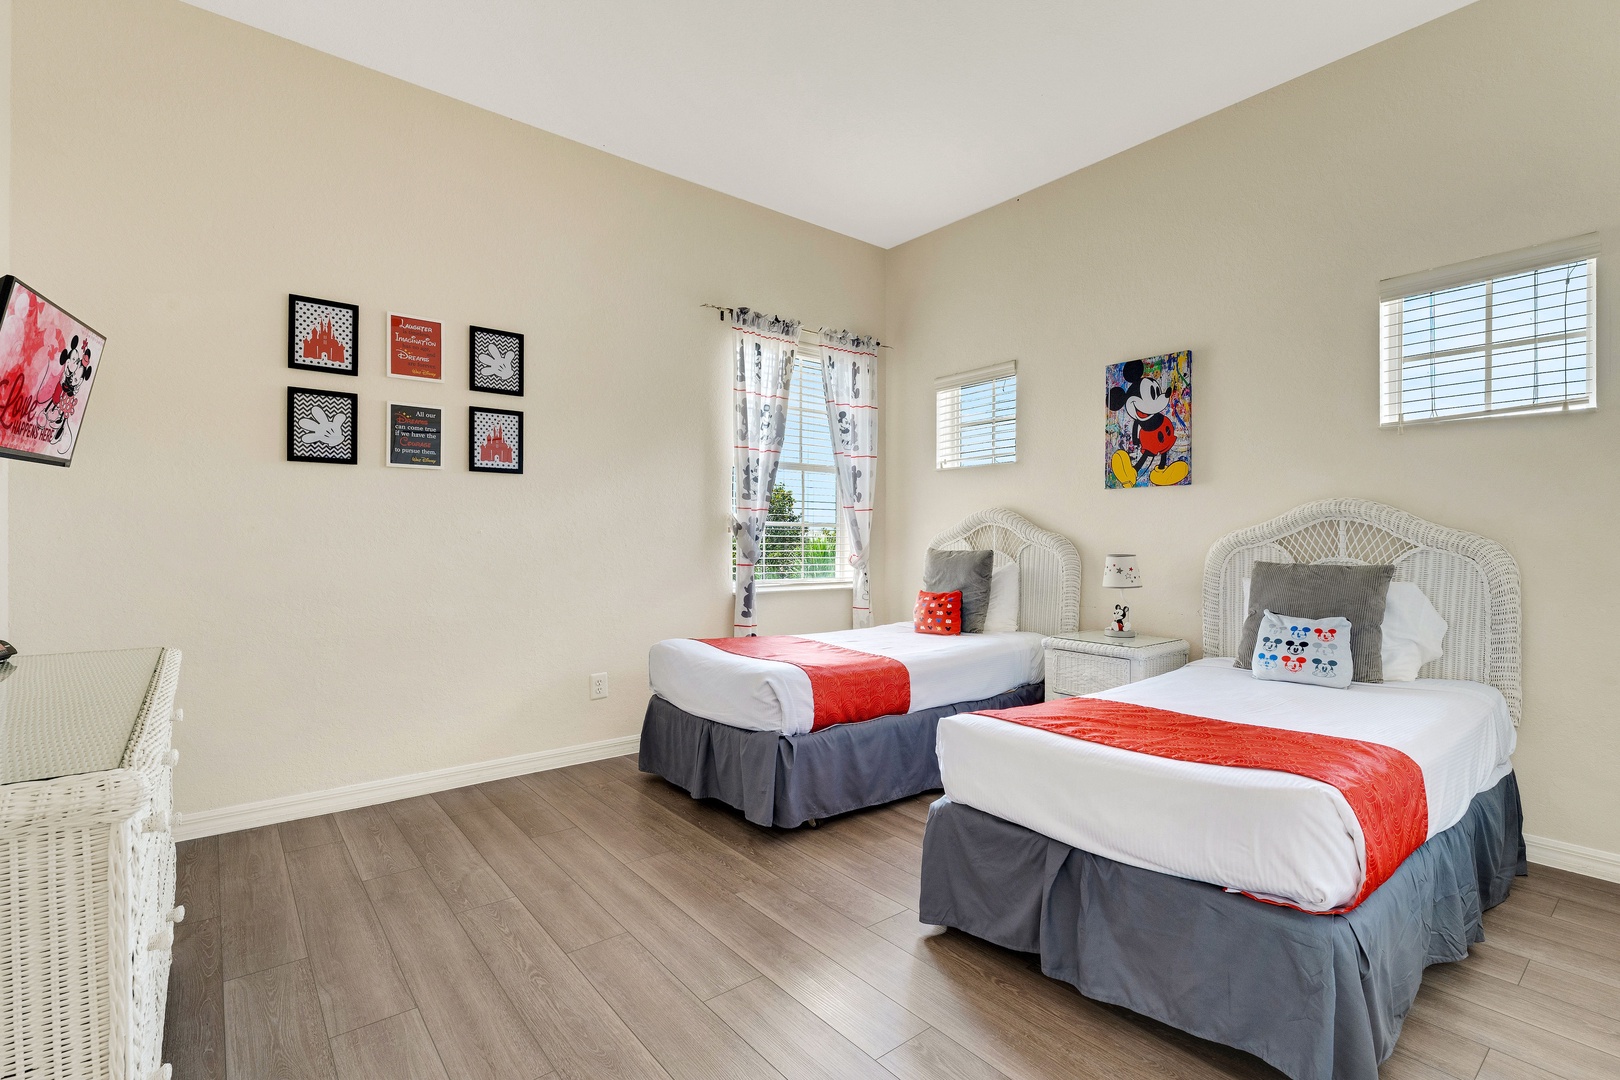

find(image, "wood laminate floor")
[164,756,1620,1080]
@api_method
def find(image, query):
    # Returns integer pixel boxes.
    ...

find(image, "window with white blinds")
[755,349,850,585]
[1380,236,1598,426]
[937,361,1017,468]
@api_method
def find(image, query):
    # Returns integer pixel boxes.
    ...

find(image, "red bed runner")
[699,636,910,732]
[978,698,1429,911]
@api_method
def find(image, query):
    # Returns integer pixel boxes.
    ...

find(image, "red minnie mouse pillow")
[914,590,963,635]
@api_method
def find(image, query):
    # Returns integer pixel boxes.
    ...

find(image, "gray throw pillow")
[923,549,995,634]
[1234,562,1396,682]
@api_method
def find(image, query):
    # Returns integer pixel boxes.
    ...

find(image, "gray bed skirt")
[638,682,1044,828]
[919,773,1525,1080]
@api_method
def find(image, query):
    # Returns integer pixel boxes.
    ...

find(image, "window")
[755,349,849,585]
[937,361,1017,468]
[1380,236,1597,426]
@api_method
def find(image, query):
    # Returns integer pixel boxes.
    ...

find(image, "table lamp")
[1102,554,1141,639]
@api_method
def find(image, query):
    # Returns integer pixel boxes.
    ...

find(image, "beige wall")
[880,0,1620,855]
[8,0,878,814]
[9,0,1615,857]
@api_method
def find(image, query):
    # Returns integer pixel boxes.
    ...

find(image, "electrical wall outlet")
[589,672,609,700]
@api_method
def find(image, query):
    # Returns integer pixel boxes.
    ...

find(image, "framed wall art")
[287,386,359,464]
[1105,350,1191,489]
[386,312,443,381]
[0,276,106,467]
[469,405,522,474]
[386,402,442,469]
[469,325,523,396]
[288,294,358,376]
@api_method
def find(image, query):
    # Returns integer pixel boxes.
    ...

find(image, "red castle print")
[479,423,514,464]
[301,318,346,367]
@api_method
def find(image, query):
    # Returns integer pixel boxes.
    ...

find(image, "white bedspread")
[649,622,1045,736]
[938,658,1515,911]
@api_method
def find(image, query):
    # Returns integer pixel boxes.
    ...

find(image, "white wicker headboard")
[1202,498,1521,724]
[928,508,1081,636]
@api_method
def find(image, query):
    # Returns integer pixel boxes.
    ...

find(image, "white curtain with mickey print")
[730,309,801,636]
[820,331,880,629]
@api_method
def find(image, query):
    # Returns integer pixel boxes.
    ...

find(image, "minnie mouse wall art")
[0,277,105,467]
[1104,350,1191,488]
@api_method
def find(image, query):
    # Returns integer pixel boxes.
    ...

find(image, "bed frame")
[920,498,1526,1080]
[1204,496,1521,722]
[928,506,1082,635]
[638,506,1080,828]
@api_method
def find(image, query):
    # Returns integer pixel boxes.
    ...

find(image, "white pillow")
[983,560,1021,634]
[1251,611,1353,688]
[1381,582,1447,681]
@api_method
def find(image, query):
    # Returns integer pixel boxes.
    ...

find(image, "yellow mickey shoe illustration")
[1150,460,1189,486]
[1111,449,1138,487]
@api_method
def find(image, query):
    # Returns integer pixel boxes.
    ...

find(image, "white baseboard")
[173,734,640,841]
[1524,832,1620,885]
[173,747,1620,887]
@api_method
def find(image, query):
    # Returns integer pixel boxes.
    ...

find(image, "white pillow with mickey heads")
[1250,610,1354,689]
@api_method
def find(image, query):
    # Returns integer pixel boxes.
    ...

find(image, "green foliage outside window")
[756,483,839,581]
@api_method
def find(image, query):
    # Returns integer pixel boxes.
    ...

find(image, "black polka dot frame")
[287,386,359,464]
[469,405,523,474]
[469,325,523,396]
[288,294,359,375]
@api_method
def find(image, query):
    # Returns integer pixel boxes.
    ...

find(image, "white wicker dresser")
[1,647,183,1080]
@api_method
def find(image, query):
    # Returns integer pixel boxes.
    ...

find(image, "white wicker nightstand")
[1,647,183,1080]
[1042,632,1189,700]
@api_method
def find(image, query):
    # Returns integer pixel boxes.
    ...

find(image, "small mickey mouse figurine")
[1108,358,1188,487]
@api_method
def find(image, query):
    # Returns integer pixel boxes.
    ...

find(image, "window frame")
[751,341,853,591]
[936,361,1018,469]
[1379,235,1599,428]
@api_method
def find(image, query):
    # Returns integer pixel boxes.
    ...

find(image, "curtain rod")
[701,303,889,348]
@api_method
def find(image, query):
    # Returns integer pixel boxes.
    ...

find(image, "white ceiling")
[184,1,1474,248]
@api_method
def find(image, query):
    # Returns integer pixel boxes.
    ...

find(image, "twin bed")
[939,658,1514,912]
[639,507,1079,827]
[639,498,1525,1080]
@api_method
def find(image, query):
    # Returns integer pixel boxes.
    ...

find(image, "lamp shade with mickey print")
[1102,554,1141,638]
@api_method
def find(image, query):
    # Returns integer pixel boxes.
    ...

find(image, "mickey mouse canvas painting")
[1105,349,1191,488]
